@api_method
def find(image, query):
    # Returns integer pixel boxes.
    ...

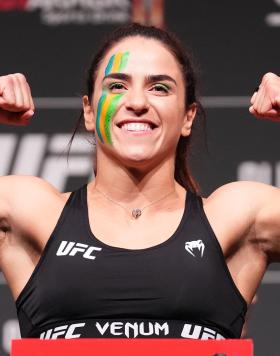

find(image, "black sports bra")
[16,186,247,339]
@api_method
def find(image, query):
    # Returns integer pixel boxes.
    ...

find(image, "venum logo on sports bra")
[185,240,205,257]
[56,241,102,260]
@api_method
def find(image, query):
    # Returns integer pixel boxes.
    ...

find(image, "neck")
[89,152,183,206]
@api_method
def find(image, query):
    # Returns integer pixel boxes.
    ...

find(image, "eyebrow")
[103,73,177,85]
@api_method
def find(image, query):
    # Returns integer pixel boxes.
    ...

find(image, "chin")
[116,144,151,158]
[123,154,152,165]
[117,149,156,168]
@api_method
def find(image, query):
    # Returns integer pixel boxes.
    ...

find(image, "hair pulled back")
[71,23,205,192]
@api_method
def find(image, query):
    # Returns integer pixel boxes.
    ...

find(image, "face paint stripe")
[95,93,107,143]
[99,95,113,142]
[104,54,115,76]
[119,52,129,71]
[97,51,130,145]
[104,94,123,144]
[111,52,122,73]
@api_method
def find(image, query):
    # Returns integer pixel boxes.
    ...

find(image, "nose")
[125,86,149,115]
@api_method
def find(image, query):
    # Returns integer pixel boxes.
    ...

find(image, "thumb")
[0,96,6,108]
[20,109,35,120]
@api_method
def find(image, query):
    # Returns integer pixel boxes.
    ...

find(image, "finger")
[25,80,35,112]
[250,87,264,113]
[16,73,33,111]
[252,86,273,115]
[13,74,25,110]
[259,109,280,118]
[0,109,31,126]
[20,109,34,121]
[250,91,258,105]
[257,113,280,122]
[0,76,17,110]
[250,108,280,121]
[249,105,256,115]
[261,72,279,86]
[0,97,6,107]
[30,95,35,112]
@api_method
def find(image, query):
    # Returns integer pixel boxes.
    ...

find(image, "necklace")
[94,187,175,219]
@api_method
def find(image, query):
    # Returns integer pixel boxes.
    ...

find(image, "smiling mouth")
[117,121,158,132]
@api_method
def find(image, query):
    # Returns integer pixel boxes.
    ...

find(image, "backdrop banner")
[0,1,279,355]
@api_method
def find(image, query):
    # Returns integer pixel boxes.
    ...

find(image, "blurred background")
[0,0,279,355]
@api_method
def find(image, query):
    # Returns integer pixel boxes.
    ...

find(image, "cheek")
[152,96,182,123]
[95,92,123,145]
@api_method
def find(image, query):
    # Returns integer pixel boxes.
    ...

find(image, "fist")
[0,73,35,126]
[249,72,280,121]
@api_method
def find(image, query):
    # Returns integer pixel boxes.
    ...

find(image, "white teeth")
[122,123,152,131]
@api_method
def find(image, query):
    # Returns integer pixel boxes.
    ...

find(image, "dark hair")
[70,23,205,192]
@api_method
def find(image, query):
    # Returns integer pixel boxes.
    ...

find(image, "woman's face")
[84,36,196,168]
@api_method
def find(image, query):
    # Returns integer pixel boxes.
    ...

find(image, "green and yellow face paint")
[96,51,129,145]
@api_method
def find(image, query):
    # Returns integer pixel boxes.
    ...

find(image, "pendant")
[132,208,142,219]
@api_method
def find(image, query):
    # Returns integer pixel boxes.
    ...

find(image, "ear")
[83,95,95,132]
[181,103,197,137]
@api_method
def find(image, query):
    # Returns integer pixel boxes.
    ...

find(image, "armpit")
[0,218,11,239]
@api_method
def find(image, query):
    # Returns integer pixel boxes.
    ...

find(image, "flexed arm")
[246,73,280,260]
[0,73,35,125]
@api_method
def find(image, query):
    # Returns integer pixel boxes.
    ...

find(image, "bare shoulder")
[0,175,68,227]
[202,181,280,247]
[205,180,279,211]
[0,174,58,189]
[0,175,63,202]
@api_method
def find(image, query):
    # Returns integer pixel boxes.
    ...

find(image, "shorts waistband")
[28,319,229,340]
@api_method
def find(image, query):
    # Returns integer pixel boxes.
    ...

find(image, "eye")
[108,82,126,92]
[150,83,170,94]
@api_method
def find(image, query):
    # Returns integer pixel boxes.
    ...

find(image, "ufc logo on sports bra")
[56,241,102,260]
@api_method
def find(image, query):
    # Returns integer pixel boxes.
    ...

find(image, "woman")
[0,23,279,340]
